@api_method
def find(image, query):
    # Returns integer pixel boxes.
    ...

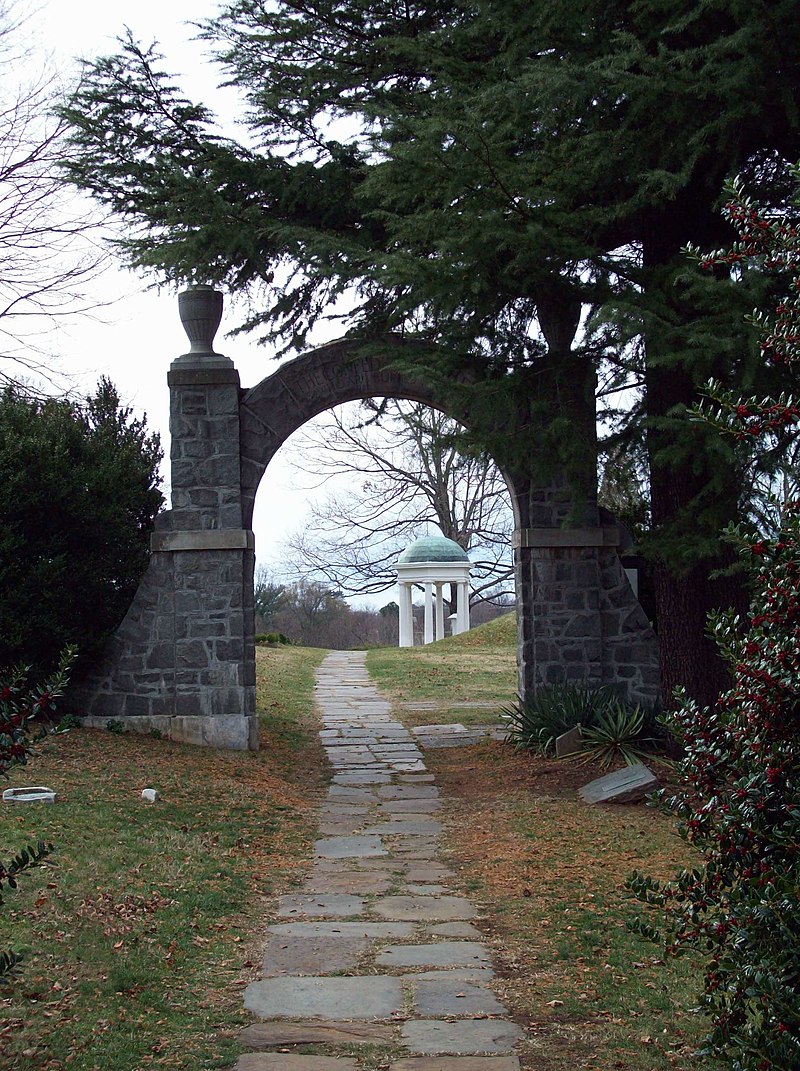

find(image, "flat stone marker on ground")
[401,1020,523,1055]
[238,1021,395,1048]
[578,762,658,804]
[244,976,404,1020]
[412,723,470,736]
[554,724,583,758]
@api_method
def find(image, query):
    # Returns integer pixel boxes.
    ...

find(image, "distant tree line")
[255,569,512,649]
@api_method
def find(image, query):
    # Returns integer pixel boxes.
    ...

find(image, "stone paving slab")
[328,785,380,800]
[379,785,440,799]
[412,978,507,1016]
[262,934,366,976]
[379,798,442,813]
[318,820,368,836]
[276,894,366,918]
[333,771,392,785]
[270,921,414,938]
[236,1056,359,1071]
[405,865,456,883]
[415,968,496,982]
[303,871,394,895]
[364,820,444,836]
[429,923,483,939]
[244,976,404,1020]
[377,942,491,968]
[371,896,476,921]
[401,1020,524,1055]
[239,1020,395,1048]
[314,835,387,858]
[389,1058,520,1070]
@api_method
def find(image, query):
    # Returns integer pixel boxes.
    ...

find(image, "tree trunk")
[643,234,749,708]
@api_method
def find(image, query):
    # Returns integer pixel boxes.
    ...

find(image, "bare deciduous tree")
[280,399,514,606]
[0,3,103,384]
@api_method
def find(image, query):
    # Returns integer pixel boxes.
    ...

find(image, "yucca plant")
[501,683,618,755]
[579,699,660,768]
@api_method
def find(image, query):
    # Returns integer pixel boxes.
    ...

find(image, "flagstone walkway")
[235,650,523,1071]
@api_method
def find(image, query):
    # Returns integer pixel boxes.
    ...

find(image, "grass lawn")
[0,644,327,1071]
[431,743,720,1071]
[366,612,517,725]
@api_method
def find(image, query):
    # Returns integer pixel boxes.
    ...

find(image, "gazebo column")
[424,584,434,644]
[398,581,414,647]
[456,580,470,634]
[434,583,445,641]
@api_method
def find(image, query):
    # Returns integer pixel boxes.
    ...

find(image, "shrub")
[501,683,618,754]
[1,647,75,978]
[0,379,162,674]
[255,632,291,647]
[580,699,660,768]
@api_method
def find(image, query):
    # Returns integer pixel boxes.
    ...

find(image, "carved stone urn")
[178,285,223,354]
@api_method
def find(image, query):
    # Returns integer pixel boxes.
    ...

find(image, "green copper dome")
[397,536,469,564]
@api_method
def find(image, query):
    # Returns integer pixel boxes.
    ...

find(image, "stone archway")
[76,293,659,750]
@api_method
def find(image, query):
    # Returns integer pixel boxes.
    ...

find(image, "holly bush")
[629,175,800,1071]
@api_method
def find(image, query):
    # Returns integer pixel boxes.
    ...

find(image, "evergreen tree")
[0,379,163,672]
[60,1,800,703]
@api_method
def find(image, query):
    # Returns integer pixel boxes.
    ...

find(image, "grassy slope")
[0,645,328,1071]
[366,612,517,725]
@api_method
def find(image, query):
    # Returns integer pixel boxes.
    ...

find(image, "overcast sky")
[22,0,396,605]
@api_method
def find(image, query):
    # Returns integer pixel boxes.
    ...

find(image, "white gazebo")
[396,536,471,647]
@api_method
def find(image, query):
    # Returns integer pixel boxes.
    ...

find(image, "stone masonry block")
[188,621,228,639]
[176,641,209,669]
[197,455,241,487]
[206,389,241,417]
[146,642,175,671]
[178,391,210,415]
[208,687,246,718]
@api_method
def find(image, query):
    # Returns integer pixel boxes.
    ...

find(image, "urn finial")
[172,285,234,369]
[178,285,223,354]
